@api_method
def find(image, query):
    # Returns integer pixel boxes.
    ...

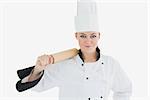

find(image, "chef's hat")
[74,0,99,32]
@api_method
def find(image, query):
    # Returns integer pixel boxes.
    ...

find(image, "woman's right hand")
[34,54,54,73]
[28,55,53,82]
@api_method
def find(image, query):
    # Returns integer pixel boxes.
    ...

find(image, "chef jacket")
[16,49,132,100]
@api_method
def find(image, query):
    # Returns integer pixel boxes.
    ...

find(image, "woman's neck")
[82,51,97,63]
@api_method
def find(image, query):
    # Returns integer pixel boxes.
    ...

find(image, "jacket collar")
[78,47,100,62]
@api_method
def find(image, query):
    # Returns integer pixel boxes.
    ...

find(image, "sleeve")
[16,63,62,92]
[30,64,61,92]
[16,66,44,92]
[111,60,132,100]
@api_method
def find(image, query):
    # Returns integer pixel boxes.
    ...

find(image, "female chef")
[16,0,132,100]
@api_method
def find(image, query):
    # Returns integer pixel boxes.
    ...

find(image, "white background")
[0,0,149,100]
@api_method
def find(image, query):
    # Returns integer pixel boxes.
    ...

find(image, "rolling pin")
[16,48,79,84]
[50,48,79,64]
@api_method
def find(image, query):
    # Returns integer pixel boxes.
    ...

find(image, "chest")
[60,62,111,89]
[58,62,112,99]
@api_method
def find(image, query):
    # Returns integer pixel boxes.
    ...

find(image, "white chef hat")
[74,0,99,32]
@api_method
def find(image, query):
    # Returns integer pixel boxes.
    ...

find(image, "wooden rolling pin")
[50,48,79,64]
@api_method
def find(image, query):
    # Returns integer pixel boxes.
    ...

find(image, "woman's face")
[75,31,100,53]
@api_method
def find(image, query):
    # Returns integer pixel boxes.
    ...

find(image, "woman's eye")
[90,35,96,38]
[80,35,86,38]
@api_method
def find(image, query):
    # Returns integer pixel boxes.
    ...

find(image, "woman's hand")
[34,54,54,73]
[28,54,54,82]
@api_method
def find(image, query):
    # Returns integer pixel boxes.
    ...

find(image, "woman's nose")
[84,38,92,44]
[85,36,92,41]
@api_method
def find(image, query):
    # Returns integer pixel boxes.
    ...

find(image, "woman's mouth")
[85,46,91,48]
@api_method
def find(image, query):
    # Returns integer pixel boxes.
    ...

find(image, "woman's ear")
[98,32,100,39]
[75,32,78,39]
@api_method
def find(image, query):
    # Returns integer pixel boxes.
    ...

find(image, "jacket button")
[81,64,84,66]
[100,96,103,98]
[86,77,89,80]
[101,62,104,64]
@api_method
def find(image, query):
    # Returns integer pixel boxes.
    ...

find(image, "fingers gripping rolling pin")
[50,48,79,64]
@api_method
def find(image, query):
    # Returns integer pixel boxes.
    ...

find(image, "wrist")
[32,67,42,76]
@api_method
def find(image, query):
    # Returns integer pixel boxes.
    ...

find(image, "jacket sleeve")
[16,66,44,92]
[16,63,61,92]
[111,60,132,100]
[30,64,61,92]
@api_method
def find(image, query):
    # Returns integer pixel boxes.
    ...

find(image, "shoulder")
[45,58,74,73]
[101,54,119,65]
[100,54,122,73]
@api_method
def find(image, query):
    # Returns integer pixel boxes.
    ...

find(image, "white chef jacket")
[28,54,132,100]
